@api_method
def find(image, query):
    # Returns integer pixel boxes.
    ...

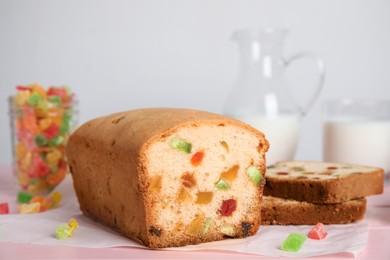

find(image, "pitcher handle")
[285,52,326,115]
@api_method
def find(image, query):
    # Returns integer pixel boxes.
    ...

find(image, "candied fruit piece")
[221,165,239,182]
[219,223,237,237]
[215,179,230,190]
[196,191,213,204]
[149,226,162,237]
[17,191,33,204]
[186,215,205,236]
[219,199,237,216]
[196,192,213,204]
[150,175,162,192]
[246,166,263,185]
[181,172,196,188]
[281,233,307,252]
[241,222,252,237]
[169,138,192,153]
[177,187,192,202]
[190,151,204,166]
[200,218,213,238]
[0,203,9,214]
[308,223,328,240]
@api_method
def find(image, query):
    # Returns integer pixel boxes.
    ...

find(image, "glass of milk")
[323,99,390,185]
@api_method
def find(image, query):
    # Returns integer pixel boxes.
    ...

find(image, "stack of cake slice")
[261,161,384,225]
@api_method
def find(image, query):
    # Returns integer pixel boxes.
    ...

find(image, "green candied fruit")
[169,138,192,153]
[48,136,64,146]
[246,166,263,185]
[49,96,62,105]
[27,92,41,105]
[17,191,33,204]
[219,223,237,237]
[281,233,307,252]
[215,179,230,190]
[35,134,48,146]
[200,218,213,238]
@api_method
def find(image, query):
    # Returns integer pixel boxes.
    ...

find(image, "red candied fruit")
[308,223,328,240]
[16,86,32,91]
[219,199,237,216]
[42,123,60,139]
[327,166,338,170]
[190,151,204,166]
[0,203,9,214]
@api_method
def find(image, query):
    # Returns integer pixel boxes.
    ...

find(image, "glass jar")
[9,88,78,195]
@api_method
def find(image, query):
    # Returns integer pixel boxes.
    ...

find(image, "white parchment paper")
[0,176,368,258]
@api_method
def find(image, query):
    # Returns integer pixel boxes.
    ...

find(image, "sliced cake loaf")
[66,108,269,248]
[264,161,384,203]
[261,196,367,225]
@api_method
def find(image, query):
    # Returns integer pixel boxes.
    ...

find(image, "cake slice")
[264,161,384,203]
[66,108,269,248]
[261,196,367,225]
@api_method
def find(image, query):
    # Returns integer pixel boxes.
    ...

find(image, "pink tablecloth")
[1,165,389,259]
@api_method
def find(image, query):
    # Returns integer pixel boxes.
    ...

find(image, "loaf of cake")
[261,196,367,225]
[264,161,384,203]
[65,108,269,248]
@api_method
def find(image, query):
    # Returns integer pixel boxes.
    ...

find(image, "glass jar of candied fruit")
[8,83,78,195]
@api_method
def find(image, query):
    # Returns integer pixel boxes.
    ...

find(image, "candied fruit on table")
[0,203,9,214]
[281,233,307,252]
[308,223,328,240]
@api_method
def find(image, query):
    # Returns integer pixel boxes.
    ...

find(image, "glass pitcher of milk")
[224,28,325,165]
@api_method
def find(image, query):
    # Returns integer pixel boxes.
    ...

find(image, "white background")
[1,0,389,166]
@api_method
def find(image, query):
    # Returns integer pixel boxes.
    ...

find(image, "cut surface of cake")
[66,108,269,248]
[264,161,384,203]
[261,196,367,225]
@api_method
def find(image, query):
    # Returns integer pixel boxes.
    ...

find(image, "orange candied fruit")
[195,191,213,204]
[149,175,162,192]
[190,151,205,166]
[221,165,239,182]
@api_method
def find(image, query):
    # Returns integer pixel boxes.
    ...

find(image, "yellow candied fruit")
[177,187,192,203]
[46,149,62,166]
[17,171,29,187]
[219,223,237,237]
[19,202,41,214]
[31,83,47,100]
[20,152,32,171]
[27,182,49,194]
[185,214,205,236]
[50,191,62,208]
[39,118,53,131]
[68,218,79,236]
[149,175,162,192]
[30,195,45,204]
[221,165,239,182]
[195,192,213,204]
[15,142,28,161]
[14,90,31,105]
